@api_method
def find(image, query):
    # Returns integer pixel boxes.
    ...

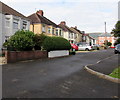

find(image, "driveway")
[2,49,119,98]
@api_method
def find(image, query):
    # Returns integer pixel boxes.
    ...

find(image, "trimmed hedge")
[33,34,48,50]
[3,30,35,51]
[43,36,71,51]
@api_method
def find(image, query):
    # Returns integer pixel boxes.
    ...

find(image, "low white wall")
[48,50,69,58]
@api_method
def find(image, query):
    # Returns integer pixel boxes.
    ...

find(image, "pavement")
[0,57,6,65]
[2,48,120,98]
[84,54,120,83]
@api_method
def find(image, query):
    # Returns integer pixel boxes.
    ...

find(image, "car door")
[78,45,85,50]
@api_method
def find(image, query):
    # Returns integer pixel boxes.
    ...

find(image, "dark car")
[114,44,120,54]
[70,43,78,51]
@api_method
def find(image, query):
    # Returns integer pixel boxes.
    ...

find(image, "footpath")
[85,54,120,83]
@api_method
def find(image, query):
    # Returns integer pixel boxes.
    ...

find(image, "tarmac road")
[2,48,119,98]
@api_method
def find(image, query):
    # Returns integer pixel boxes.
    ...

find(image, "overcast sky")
[1,0,119,33]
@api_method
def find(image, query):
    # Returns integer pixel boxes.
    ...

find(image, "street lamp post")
[104,22,107,49]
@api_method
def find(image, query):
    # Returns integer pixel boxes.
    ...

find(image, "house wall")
[30,23,59,37]
[63,31,69,40]
[77,34,82,42]
[98,36,115,46]
[2,14,30,49]
[0,13,2,50]
[30,24,42,34]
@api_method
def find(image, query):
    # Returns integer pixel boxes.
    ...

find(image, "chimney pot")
[75,26,77,29]
[37,10,44,16]
[60,21,66,25]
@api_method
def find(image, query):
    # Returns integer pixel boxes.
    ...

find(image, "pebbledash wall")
[5,51,48,63]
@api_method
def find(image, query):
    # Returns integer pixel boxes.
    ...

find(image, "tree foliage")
[112,21,120,37]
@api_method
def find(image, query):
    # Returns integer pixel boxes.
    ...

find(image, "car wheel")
[85,48,89,51]
[73,49,75,51]
[114,50,118,54]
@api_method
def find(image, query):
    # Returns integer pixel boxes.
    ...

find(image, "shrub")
[3,30,35,51]
[33,34,48,50]
[107,42,112,46]
[43,36,71,51]
[114,38,120,45]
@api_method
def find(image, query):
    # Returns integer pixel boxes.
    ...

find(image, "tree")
[112,21,120,37]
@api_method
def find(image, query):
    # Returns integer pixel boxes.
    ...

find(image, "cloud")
[0,0,119,33]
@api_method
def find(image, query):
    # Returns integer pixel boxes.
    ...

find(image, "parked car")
[76,43,92,51]
[70,43,78,51]
[114,44,120,54]
[92,44,100,50]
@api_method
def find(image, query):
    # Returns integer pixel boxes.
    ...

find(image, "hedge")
[3,30,35,51]
[33,34,48,50]
[43,36,71,51]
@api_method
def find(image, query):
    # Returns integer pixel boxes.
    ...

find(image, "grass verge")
[109,67,120,79]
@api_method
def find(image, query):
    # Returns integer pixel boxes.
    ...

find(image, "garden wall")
[5,50,47,63]
[48,50,69,58]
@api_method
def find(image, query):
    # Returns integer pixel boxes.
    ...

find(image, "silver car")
[114,44,120,54]
[76,42,92,51]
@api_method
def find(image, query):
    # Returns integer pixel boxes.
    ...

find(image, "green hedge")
[43,36,71,51]
[3,30,35,51]
[33,34,48,50]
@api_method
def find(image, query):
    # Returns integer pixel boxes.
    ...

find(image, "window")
[75,34,77,39]
[52,28,54,35]
[69,33,71,38]
[71,33,73,39]
[59,30,62,36]
[56,29,58,36]
[13,19,19,29]
[5,18,10,27]
[23,21,27,30]
[48,27,51,33]
[42,25,46,32]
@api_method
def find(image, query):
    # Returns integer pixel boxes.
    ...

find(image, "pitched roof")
[58,24,73,33]
[84,34,95,40]
[0,1,28,20]
[28,13,57,27]
[70,27,83,35]
[88,33,102,40]
[98,33,113,37]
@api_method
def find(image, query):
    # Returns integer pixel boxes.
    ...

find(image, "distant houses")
[28,10,83,44]
[0,1,30,49]
[98,33,115,47]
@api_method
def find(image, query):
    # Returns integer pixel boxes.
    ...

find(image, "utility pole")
[105,22,106,34]
[104,22,107,49]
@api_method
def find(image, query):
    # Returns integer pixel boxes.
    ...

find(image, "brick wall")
[5,50,48,63]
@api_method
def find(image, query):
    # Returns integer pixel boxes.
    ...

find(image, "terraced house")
[28,10,64,37]
[70,26,83,43]
[58,21,76,43]
[0,1,30,50]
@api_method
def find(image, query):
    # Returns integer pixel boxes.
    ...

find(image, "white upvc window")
[56,29,58,36]
[59,30,62,36]
[52,28,54,35]
[71,33,73,39]
[13,19,19,29]
[69,33,71,38]
[22,21,27,30]
[48,27,51,33]
[42,25,46,33]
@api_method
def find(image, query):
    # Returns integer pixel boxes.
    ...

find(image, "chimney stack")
[36,10,44,16]
[75,26,77,29]
[60,21,66,25]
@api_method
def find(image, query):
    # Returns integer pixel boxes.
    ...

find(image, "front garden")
[3,30,72,63]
